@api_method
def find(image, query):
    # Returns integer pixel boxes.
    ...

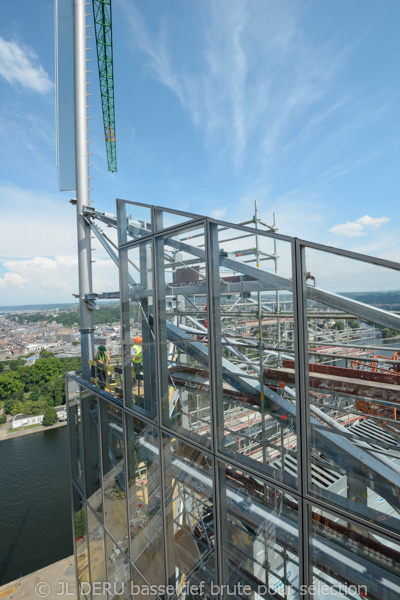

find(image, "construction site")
[57,1,400,598]
[67,200,400,600]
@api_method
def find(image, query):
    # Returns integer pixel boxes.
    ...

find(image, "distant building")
[55,405,67,421]
[12,413,44,429]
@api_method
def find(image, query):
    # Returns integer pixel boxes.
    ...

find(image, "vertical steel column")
[206,220,228,591]
[294,240,312,595]
[74,0,94,381]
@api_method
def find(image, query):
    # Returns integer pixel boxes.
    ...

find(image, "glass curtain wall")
[67,201,400,600]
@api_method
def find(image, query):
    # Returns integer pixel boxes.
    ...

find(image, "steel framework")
[92,0,117,172]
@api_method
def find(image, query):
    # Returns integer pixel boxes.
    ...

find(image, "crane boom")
[92,0,117,172]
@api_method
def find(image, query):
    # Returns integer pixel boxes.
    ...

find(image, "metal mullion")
[297,238,400,271]
[67,377,81,599]
[215,450,302,499]
[122,411,132,569]
[294,240,312,593]
[119,218,207,251]
[77,385,92,599]
[117,197,205,221]
[206,217,294,243]
[305,493,400,545]
[94,394,110,595]
[152,228,172,595]
[152,217,207,242]
[153,204,205,220]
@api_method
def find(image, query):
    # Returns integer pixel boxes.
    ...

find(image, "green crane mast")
[92,0,117,172]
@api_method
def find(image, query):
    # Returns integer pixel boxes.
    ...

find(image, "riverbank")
[0,555,76,599]
[0,420,67,443]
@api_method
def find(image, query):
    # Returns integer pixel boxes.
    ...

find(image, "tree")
[40,349,54,358]
[0,371,24,399]
[10,401,24,415]
[42,406,58,426]
[0,413,7,425]
[349,320,360,329]
[334,321,345,331]
[29,358,64,384]
[4,398,15,414]
[23,400,33,415]
[74,509,86,539]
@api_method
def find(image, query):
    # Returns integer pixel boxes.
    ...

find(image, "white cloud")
[357,215,389,229]
[329,215,389,237]
[0,37,53,93]
[0,183,76,258]
[0,256,118,305]
[0,272,27,289]
[120,0,361,171]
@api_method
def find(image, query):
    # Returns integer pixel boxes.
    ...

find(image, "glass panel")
[153,207,204,233]
[73,487,91,595]
[310,504,400,599]
[121,240,157,419]
[68,377,84,493]
[117,199,152,244]
[218,462,300,599]
[130,567,157,599]
[211,224,297,486]
[82,392,103,519]
[126,415,164,586]
[156,224,212,447]
[162,433,216,598]
[304,248,400,532]
[101,403,128,544]
[105,532,131,599]
[87,506,107,600]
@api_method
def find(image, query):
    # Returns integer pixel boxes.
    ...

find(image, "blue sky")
[0,0,399,305]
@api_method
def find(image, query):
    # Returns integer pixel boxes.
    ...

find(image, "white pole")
[74,0,94,380]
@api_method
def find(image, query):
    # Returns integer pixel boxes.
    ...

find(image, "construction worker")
[131,336,143,377]
[95,345,109,389]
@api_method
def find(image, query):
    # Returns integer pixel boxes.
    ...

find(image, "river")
[0,426,72,586]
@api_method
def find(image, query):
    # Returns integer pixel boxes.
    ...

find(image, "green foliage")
[4,398,15,414]
[29,358,64,384]
[334,321,345,331]
[0,413,7,425]
[0,371,24,399]
[39,349,54,358]
[23,400,33,415]
[381,328,399,339]
[10,401,24,415]
[42,406,58,426]
[0,362,4,373]
[74,509,86,539]
[348,320,360,329]
[0,345,81,417]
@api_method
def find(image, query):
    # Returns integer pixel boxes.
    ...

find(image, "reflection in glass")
[126,416,164,586]
[162,434,216,598]
[101,403,128,544]
[304,248,400,532]
[311,505,400,600]
[156,225,212,447]
[105,532,131,599]
[72,486,90,593]
[120,241,157,419]
[87,506,106,599]
[212,225,297,486]
[68,379,84,493]
[218,462,299,599]
[82,393,103,519]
